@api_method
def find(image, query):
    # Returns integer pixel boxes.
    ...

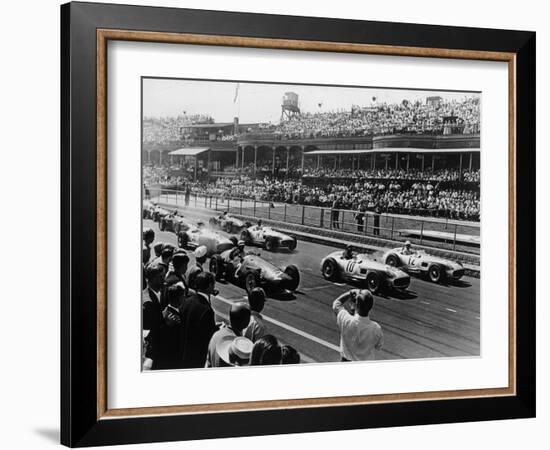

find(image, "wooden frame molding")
[96,29,517,420]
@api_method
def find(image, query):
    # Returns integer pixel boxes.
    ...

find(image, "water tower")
[281,92,300,121]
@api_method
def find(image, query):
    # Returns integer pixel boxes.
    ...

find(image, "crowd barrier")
[151,188,480,254]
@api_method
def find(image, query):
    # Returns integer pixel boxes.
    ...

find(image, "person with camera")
[332,288,383,361]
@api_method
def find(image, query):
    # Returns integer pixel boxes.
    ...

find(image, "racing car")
[209,250,300,294]
[142,200,156,220]
[240,225,297,251]
[383,247,464,283]
[177,223,237,256]
[208,213,250,234]
[321,250,410,294]
[159,211,193,233]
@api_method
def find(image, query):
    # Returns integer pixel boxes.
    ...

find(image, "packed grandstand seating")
[143,97,480,145]
[272,97,480,139]
[145,167,480,221]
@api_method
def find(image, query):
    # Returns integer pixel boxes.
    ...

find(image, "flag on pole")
[233,83,240,103]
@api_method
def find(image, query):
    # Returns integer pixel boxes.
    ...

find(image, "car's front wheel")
[322,259,339,282]
[366,272,381,294]
[209,255,224,281]
[428,264,444,283]
[244,272,259,294]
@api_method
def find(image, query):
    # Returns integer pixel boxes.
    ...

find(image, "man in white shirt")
[332,289,383,361]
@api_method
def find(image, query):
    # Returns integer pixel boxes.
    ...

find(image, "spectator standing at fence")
[331,197,341,229]
[185,185,190,206]
[355,202,366,233]
[332,289,383,361]
[373,201,381,236]
[178,272,218,368]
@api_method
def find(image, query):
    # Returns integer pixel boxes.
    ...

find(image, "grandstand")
[142,94,480,222]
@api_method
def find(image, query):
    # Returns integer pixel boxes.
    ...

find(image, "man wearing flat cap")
[165,249,189,297]
[206,302,251,368]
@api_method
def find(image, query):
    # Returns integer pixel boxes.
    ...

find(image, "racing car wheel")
[427,264,444,283]
[244,272,259,294]
[209,255,224,281]
[177,232,189,249]
[321,259,339,282]
[385,254,401,267]
[284,265,300,291]
[366,272,381,294]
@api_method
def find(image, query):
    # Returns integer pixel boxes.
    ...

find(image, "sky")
[143,78,480,124]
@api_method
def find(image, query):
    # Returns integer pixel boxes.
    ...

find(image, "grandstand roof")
[168,147,210,156]
[305,147,480,156]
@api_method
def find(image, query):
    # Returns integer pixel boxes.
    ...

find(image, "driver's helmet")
[344,244,353,258]
[237,240,245,250]
[257,219,263,227]
[404,240,411,249]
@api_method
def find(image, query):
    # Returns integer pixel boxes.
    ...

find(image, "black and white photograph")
[141,78,481,370]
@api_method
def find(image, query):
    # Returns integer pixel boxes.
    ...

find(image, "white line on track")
[445,308,457,313]
[420,300,430,305]
[213,294,341,353]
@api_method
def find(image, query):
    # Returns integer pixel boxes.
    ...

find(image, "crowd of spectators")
[303,168,480,182]
[188,174,480,221]
[271,97,480,139]
[142,235,301,370]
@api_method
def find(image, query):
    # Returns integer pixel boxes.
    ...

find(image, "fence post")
[391,216,395,240]
[453,223,458,251]
[227,198,230,213]
[268,202,271,220]
[253,200,256,217]
[284,203,287,222]
[420,221,424,245]
[240,198,243,215]
[194,194,197,207]
[301,206,305,225]
[364,213,368,235]
[320,209,324,228]
[215,196,218,211]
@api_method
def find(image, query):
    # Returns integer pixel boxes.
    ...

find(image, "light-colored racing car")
[383,247,464,283]
[177,223,237,256]
[321,250,410,294]
[240,225,297,251]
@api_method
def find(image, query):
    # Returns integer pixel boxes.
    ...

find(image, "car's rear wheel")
[225,261,236,282]
[366,272,381,294]
[264,238,276,251]
[386,254,400,267]
[322,259,339,282]
[245,272,259,294]
[287,239,297,251]
[177,232,189,249]
[209,255,223,281]
[284,264,300,291]
[428,264,444,283]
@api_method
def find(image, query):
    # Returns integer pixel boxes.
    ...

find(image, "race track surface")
[144,209,480,364]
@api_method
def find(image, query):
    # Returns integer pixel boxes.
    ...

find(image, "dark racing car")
[209,213,250,234]
[209,250,300,294]
[159,211,192,233]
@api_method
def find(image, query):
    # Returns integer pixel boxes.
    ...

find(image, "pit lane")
[144,210,480,364]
